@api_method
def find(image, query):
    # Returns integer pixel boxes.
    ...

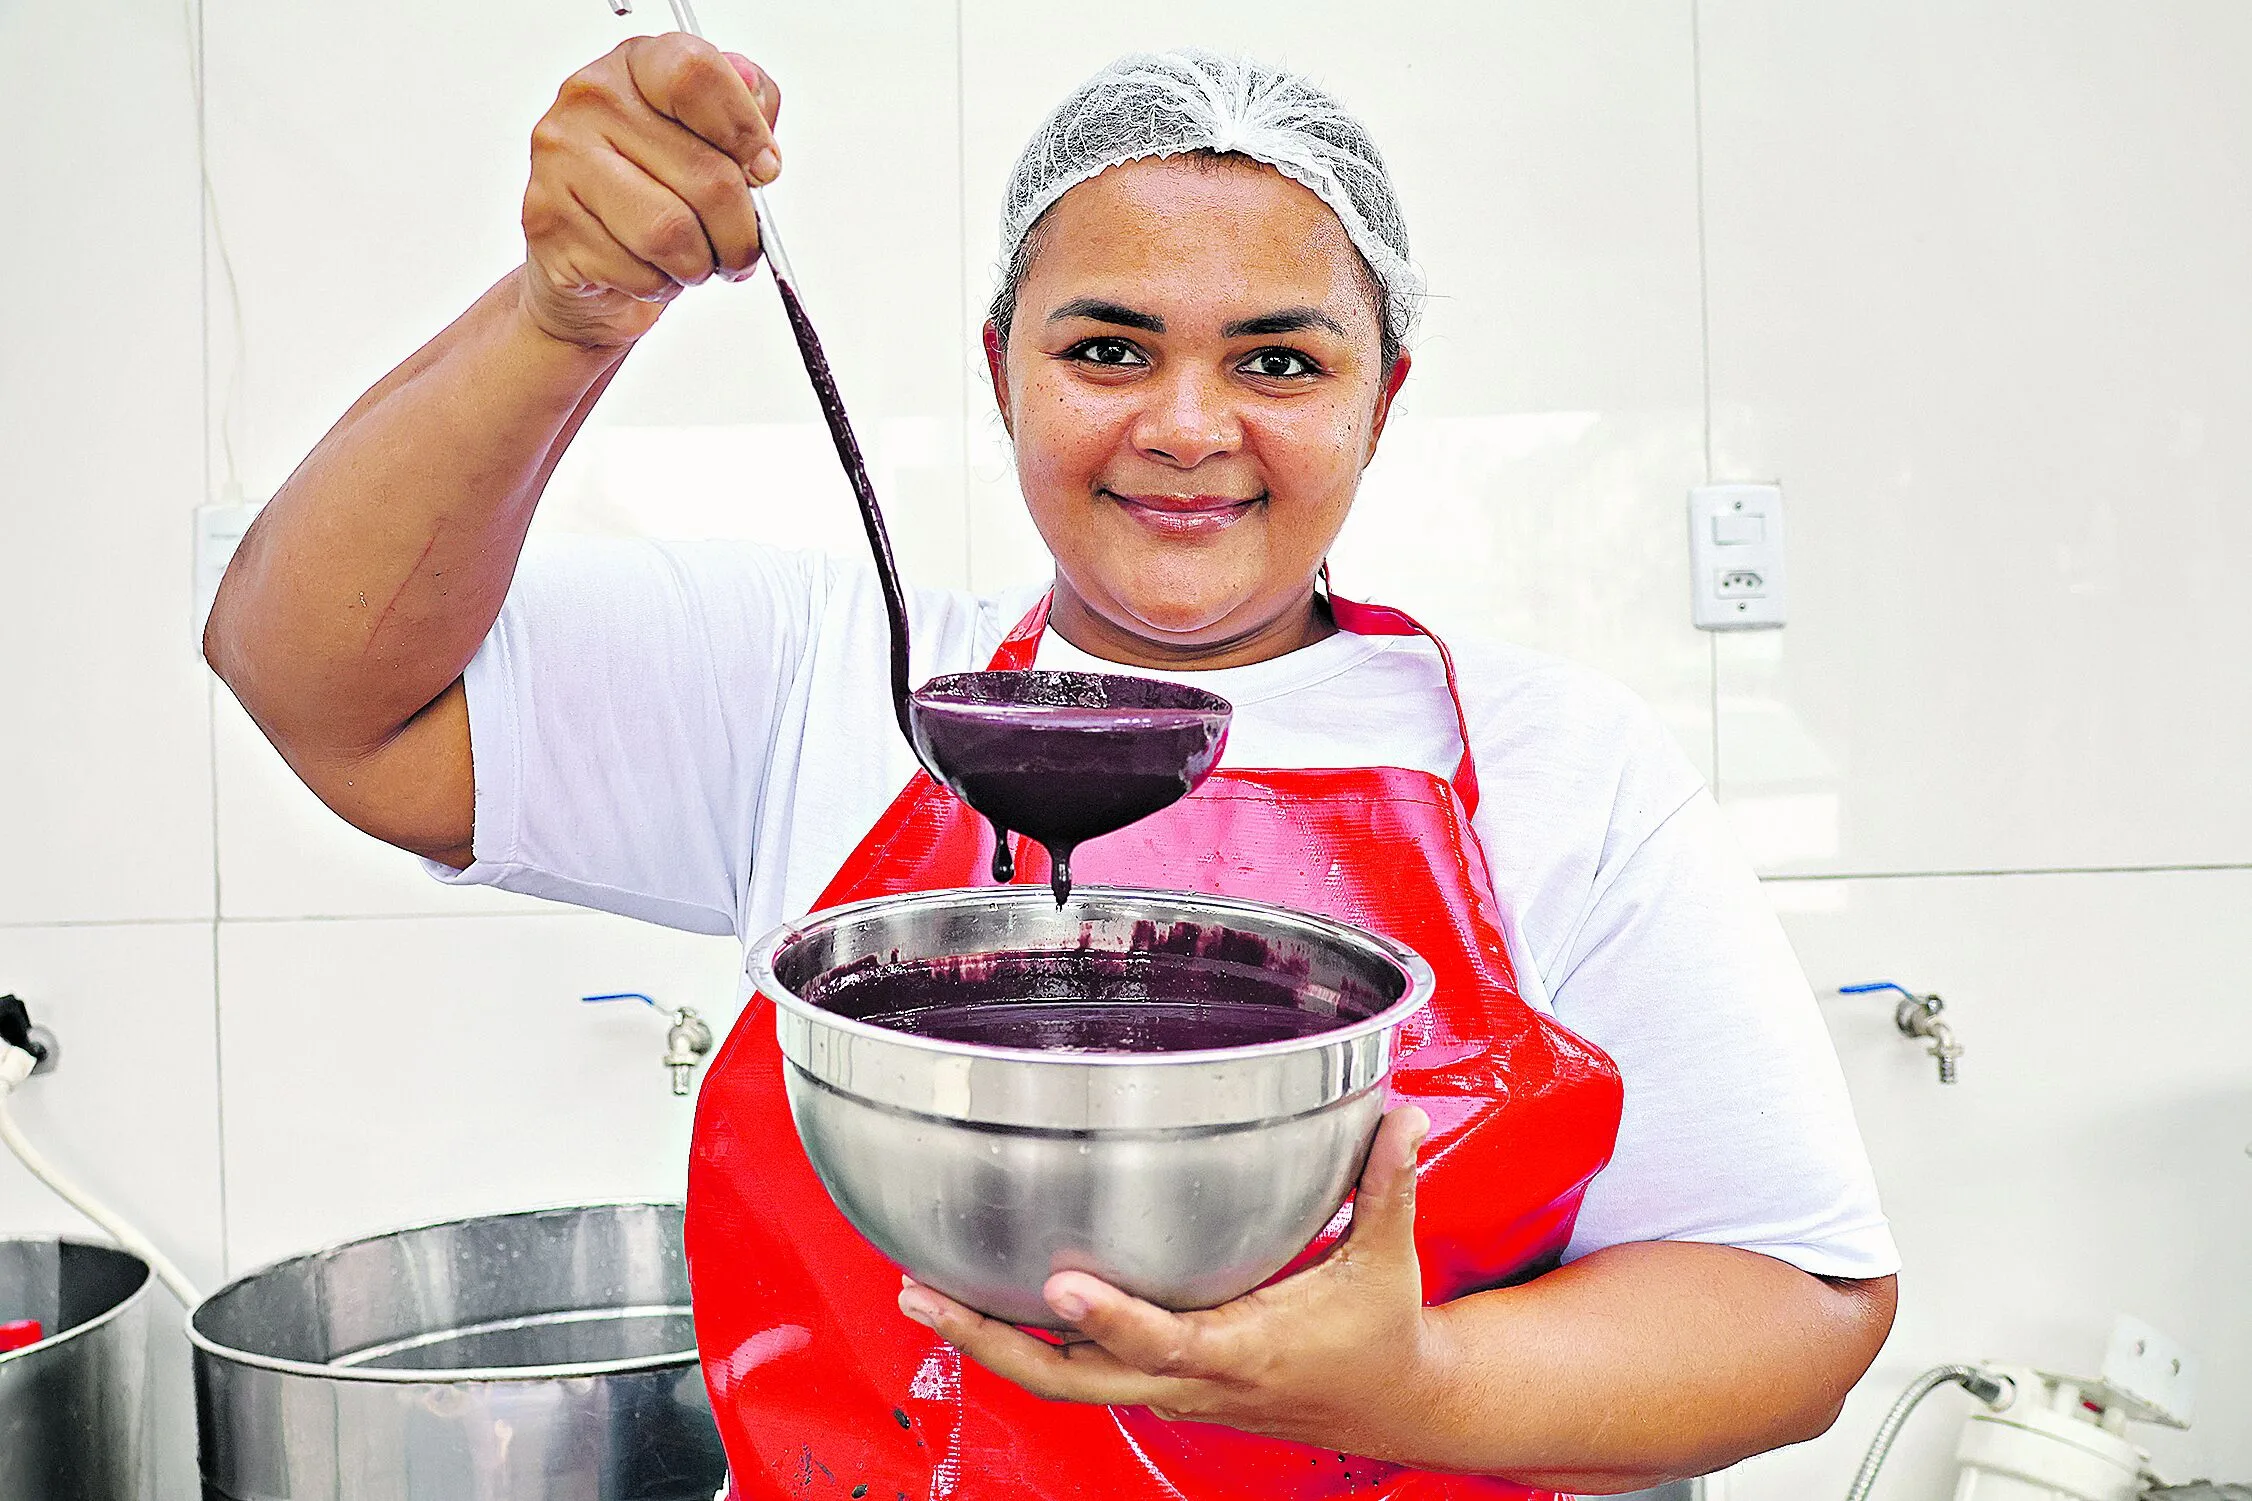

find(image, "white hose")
[0,1045,201,1306]
[1844,1364,2008,1501]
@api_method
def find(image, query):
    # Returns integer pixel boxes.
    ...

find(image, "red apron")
[687,593,1624,1501]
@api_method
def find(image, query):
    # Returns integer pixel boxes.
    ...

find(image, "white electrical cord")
[0,1044,201,1307]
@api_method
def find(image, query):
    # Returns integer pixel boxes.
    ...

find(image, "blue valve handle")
[582,992,659,1008]
[1839,981,1920,1004]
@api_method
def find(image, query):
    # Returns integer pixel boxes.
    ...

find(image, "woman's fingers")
[518,36,783,345]
[1041,1272,1239,1380]
[720,52,781,129]
[1338,1104,1430,1267]
[625,33,781,182]
[898,1283,1183,1407]
[560,148,720,286]
[601,112,764,277]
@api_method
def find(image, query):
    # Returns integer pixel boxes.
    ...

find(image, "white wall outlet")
[194,500,264,647]
[1689,484,1787,630]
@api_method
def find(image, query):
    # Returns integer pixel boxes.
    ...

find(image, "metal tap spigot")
[663,1008,714,1096]
[582,991,716,1096]
[1841,981,1964,1084]
[1894,993,1962,1084]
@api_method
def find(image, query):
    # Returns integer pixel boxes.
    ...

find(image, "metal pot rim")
[0,1236,155,1366]
[186,1200,697,1384]
[748,884,1437,1070]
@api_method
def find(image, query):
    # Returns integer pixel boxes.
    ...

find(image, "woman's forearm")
[1397,1243,1896,1489]
[206,269,621,761]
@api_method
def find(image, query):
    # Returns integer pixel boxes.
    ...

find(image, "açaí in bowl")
[748,886,1435,1327]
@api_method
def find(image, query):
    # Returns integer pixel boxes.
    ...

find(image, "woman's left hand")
[897,1105,1442,1455]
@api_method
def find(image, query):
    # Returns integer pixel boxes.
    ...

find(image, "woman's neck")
[1045,586,1335,671]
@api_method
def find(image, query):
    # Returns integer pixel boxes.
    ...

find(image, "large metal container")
[0,1236,155,1501]
[188,1202,724,1501]
[750,886,1435,1327]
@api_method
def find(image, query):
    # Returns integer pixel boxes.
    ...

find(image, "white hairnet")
[995,48,1422,355]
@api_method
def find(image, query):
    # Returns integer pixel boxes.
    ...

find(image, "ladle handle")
[604,0,918,750]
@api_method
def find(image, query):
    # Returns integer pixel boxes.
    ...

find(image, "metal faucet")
[582,992,716,1095]
[1841,981,1964,1084]
[663,1008,715,1096]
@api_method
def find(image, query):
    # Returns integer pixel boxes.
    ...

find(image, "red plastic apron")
[687,593,1624,1501]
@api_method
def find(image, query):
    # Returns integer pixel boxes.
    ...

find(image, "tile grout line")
[1762,862,2252,883]
[1689,0,1722,798]
[1690,0,1715,486]
[954,0,973,591]
[192,0,234,1284]
[0,909,591,932]
[11,861,2247,939]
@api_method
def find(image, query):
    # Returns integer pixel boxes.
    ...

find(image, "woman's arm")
[203,35,782,868]
[898,1107,1896,1491]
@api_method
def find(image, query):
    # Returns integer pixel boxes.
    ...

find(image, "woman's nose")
[1129,369,1243,469]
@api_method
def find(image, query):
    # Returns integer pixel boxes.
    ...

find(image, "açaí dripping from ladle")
[762,246,1230,906]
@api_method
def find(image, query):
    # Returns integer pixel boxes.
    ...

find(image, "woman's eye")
[1069,338,1146,368]
[1241,348,1318,380]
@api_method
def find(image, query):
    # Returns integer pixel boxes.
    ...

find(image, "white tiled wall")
[1741,869,2252,1497]
[3,1,2246,1495]
[1700,0,2252,877]
[0,0,213,928]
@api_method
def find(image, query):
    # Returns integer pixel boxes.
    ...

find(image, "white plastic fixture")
[1949,1315,2194,1501]
[1951,1364,2148,1501]
[2099,1313,2196,1427]
[1689,484,1787,630]
[194,499,263,645]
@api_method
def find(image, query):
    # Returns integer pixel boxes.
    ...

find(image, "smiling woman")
[202,38,1899,1501]
[998,154,1409,664]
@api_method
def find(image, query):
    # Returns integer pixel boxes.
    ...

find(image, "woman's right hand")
[519,35,783,349]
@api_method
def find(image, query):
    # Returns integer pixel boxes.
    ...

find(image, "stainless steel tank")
[0,1236,156,1501]
[188,1201,725,1500]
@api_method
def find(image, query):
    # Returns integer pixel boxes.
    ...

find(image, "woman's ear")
[1364,351,1412,464]
[982,321,1014,439]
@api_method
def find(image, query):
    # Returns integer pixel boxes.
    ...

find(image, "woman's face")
[988,155,1409,667]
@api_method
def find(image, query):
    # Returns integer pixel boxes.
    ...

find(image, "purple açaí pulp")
[802,922,1385,1054]
[906,671,1230,904]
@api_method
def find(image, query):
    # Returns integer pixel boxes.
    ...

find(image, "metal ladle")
[606,1,1233,902]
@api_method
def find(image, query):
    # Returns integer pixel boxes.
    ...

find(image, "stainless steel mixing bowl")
[747,887,1435,1326]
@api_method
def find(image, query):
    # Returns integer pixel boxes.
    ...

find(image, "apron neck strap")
[987,580,1481,818]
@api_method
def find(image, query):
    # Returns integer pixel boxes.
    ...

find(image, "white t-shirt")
[433,536,1900,1279]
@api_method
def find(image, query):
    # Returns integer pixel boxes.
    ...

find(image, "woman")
[206,39,1898,1498]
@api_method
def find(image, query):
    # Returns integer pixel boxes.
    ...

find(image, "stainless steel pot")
[188,1202,724,1500]
[748,886,1436,1327]
[0,1236,155,1501]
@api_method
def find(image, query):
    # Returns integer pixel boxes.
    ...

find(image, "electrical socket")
[1690,484,1786,629]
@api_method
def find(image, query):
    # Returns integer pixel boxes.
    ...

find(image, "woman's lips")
[1104,489,1263,539]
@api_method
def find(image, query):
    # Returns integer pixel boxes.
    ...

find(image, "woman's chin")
[1101,573,1248,641]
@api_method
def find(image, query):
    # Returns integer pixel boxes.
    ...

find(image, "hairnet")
[995,48,1422,355]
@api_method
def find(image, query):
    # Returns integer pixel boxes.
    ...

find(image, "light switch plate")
[1690,483,1786,630]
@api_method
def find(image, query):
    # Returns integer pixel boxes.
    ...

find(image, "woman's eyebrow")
[1223,307,1348,339]
[1046,297,1165,332]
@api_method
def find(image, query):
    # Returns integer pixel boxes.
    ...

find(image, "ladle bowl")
[908,670,1232,895]
[748,886,1434,1327]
